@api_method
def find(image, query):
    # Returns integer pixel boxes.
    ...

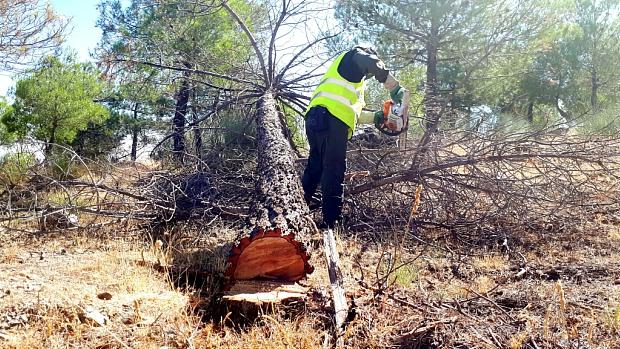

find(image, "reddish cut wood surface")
[226,228,313,282]
[234,237,305,280]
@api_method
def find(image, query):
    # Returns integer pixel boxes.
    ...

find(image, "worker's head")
[353,44,378,56]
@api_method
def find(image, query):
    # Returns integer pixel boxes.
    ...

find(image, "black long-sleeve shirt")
[337,47,390,84]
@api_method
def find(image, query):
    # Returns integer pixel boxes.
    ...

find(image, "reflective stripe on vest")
[320,77,359,96]
[306,52,366,138]
[313,91,354,108]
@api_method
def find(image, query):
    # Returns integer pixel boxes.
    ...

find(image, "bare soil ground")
[1,159,619,348]
[1,216,619,348]
[0,232,190,348]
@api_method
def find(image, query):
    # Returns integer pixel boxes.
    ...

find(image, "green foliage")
[579,106,620,134]
[335,0,620,131]
[281,104,306,151]
[392,264,419,288]
[335,0,544,132]
[45,149,88,181]
[521,27,584,107]
[98,0,256,80]
[504,0,620,121]
[70,111,127,159]
[573,0,620,108]
[0,152,37,185]
[2,56,109,153]
[0,98,15,144]
[96,0,261,160]
[219,111,256,149]
[396,67,425,117]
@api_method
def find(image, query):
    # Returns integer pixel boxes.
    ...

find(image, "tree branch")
[221,0,270,87]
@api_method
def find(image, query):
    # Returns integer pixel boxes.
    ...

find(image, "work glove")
[390,85,406,104]
[373,110,384,129]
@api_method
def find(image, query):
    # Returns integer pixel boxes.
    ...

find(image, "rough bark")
[192,90,203,165]
[130,103,139,162]
[526,100,534,123]
[424,65,439,126]
[250,91,314,233]
[172,64,192,163]
[46,117,58,157]
[591,68,599,110]
[423,15,441,134]
[225,91,315,282]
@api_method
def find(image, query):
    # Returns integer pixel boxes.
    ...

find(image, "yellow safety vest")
[306,52,366,138]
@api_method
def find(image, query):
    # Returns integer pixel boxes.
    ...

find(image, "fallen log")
[225,91,316,283]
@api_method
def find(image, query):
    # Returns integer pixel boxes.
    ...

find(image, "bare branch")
[221,0,270,87]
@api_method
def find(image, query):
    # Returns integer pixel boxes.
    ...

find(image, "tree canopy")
[2,56,109,154]
[0,0,69,71]
[1,0,620,154]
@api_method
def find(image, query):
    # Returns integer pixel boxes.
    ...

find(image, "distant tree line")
[2,0,620,161]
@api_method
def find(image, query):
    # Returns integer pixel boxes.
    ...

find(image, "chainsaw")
[375,99,408,137]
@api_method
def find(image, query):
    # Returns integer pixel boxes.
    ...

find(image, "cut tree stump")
[226,228,313,281]
[225,91,316,283]
[223,280,309,303]
[221,280,309,325]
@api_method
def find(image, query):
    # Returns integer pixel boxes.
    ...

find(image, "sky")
[0,0,337,99]
[0,0,102,97]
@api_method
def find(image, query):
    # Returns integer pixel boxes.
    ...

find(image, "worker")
[302,45,410,229]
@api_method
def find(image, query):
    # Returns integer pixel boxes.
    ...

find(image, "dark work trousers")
[301,106,349,228]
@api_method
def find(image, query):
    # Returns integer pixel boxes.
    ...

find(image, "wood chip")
[97,292,113,300]
[81,306,108,327]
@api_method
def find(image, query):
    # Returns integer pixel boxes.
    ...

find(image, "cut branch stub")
[225,228,313,281]
[226,91,316,282]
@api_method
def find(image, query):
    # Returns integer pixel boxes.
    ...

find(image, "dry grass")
[1,212,619,348]
[471,255,510,271]
[0,232,193,348]
[193,318,323,349]
[2,136,620,347]
[608,227,620,242]
[0,225,331,349]
[1,220,620,349]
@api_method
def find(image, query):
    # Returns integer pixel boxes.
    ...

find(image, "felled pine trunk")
[225,91,315,283]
